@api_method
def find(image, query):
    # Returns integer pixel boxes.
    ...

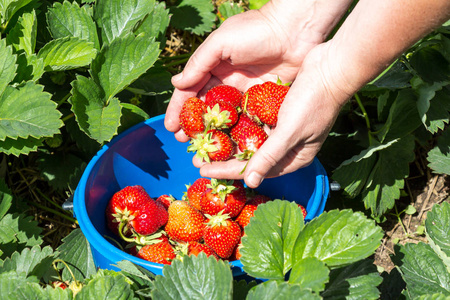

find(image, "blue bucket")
[73,114,330,276]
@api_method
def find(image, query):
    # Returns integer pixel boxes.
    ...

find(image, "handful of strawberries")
[179,80,290,164]
[105,178,307,266]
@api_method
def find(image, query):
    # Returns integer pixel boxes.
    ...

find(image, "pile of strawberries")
[105,177,307,265]
[179,80,290,163]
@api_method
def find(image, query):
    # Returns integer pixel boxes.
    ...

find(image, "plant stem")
[354,93,374,144]
[164,57,189,68]
[57,93,71,108]
[28,200,77,223]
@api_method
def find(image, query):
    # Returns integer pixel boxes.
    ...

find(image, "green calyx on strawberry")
[201,179,246,217]
[206,178,237,202]
[203,102,238,130]
[187,129,234,163]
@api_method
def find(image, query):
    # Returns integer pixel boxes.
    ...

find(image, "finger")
[199,159,247,180]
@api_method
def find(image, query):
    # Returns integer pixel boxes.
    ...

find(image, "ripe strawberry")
[165,200,206,242]
[205,84,243,109]
[156,194,175,210]
[203,212,241,259]
[235,194,271,228]
[187,241,219,260]
[244,80,290,127]
[187,129,235,163]
[200,179,246,218]
[228,243,242,261]
[105,185,168,237]
[179,97,207,138]
[229,113,259,141]
[51,281,68,290]
[203,102,238,129]
[234,123,268,160]
[184,177,211,211]
[137,240,176,265]
[298,203,307,219]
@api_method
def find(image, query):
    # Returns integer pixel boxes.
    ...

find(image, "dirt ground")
[374,173,450,273]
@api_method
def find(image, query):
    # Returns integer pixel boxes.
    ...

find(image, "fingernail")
[247,172,263,188]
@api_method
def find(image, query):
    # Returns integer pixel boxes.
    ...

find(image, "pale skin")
[165,0,450,188]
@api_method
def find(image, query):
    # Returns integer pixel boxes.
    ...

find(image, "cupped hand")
[164,0,352,142]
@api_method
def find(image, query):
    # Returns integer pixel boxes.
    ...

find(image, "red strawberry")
[205,84,243,109]
[187,241,219,260]
[298,203,307,219]
[184,177,211,211]
[156,194,175,210]
[165,200,206,242]
[51,281,68,290]
[235,194,271,228]
[229,113,259,141]
[200,179,246,218]
[179,97,207,138]
[105,185,168,237]
[203,101,238,129]
[234,123,268,160]
[187,129,235,163]
[137,240,176,265]
[228,243,242,261]
[244,80,290,127]
[203,212,241,259]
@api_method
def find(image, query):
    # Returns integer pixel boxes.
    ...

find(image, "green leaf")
[409,46,450,83]
[119,103,149,134]
[0,135,43,156]
[90,33,160,101]
[423,89,450,134]
[378,89,422,143]
[0,81,62,141]
[393,242,450,298]
[169,0,216,35]
[247,281,320,300]
[417,294,450,300]
[38,37,97,71]
[94,0,155,44]
[0,245,56,280]
[151,253,233,300]
[0,271,44,300]
[404,204,417,215]
[37,151,86,191]
[0,213,42,257]
[292,209,383,268]
[134,1,170,47]
[233,279,258,300]
[0,39,17,96]
[218,2,244,23]
[127,63,173,96]
[12,52,44,83]
[362,135,416,218]
[0,179,13,220]
[289,257,329,293]
[367,59,412,89]
[426,202,450,257]
[427,128,450,175]
[69,75,121,143]
[47,0,100,49]
[114,260,155,286]
[321,259,383,300]
[248,0,270,10]
[240,200,305,280]
[5,9,36,56]
[76,274,135,300]
[0,0,33,24]
[56,228,96,282]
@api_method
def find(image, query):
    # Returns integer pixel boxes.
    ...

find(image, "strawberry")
[234,122,268,161]
[51,281,68,290]
[187,129,235,163]
[235,194,271,228]
[187,241,219,260]
[203,212,241,259]
[200,179,246,218]
[156,194,175,210]
[137,240,176,265]
[229,113,259,141]
[244,80,290,127]
[184,177,211,211]
[203,102,238,129]
[165,200,206,242]
[179,97,207,138]
[105,185,168,237]
[205,84,243,109]
[298,203,307,219]
[228,243,242,261]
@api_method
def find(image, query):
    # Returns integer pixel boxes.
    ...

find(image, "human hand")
[164,0,353,142]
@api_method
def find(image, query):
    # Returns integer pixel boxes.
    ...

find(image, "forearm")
[330,0,450,103]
